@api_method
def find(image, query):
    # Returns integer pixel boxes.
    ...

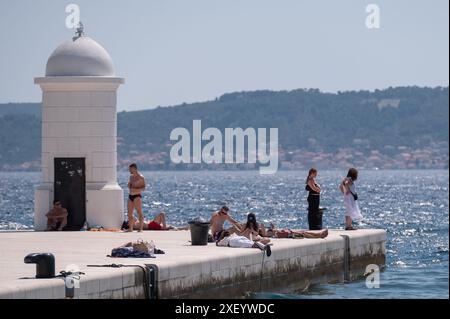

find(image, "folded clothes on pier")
[108,239,165,258]
[109,247,155,258]
[89,227,122,232]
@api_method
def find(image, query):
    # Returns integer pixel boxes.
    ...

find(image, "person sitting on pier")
[122,212,188,231]
[259,223,328,239]
[216,230,272,256]
[232,213,271,245]
[45,199,68,231]
[209,206,240,241]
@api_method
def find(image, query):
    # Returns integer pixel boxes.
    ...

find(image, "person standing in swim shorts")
[127,163,146,232]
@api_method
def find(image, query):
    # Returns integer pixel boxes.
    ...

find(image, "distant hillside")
[117,86,449,154]
[0,86,448,170]
[0,103,41,168]
[0,103,41,116]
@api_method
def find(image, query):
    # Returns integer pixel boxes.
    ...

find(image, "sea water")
[0,170,448,298]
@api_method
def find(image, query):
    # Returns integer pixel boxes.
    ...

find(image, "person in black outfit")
[305,168,322,230]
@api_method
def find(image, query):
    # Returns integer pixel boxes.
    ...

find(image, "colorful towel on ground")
[109,247,155,258]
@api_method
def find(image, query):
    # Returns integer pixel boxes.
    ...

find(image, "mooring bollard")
[24,253,55,278]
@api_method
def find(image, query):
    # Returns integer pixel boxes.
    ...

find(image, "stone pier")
[0,229,386,299]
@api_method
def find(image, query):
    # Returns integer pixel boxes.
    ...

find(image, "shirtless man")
[209,206,239,240]
[127,163,146,232]
[46,199,68,231]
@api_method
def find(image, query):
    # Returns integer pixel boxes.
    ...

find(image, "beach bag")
[349,190,358,201]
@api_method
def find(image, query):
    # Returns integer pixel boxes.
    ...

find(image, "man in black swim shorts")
[127,163,146,232]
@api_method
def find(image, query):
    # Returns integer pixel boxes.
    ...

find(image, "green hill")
[0,86,448,170]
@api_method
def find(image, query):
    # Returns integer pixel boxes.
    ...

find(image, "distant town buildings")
[115,141,448,171]
[3,141,448,172]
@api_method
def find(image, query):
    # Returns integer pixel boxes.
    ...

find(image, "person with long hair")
[234,213,271,245]
[305,168,322,230]
[339,168,363,230]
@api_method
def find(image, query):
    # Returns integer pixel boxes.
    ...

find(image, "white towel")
[217,233,254,248]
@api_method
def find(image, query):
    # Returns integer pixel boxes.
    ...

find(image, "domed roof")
[45,32,115,76]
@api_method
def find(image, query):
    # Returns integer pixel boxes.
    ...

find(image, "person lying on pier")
[121,212,188,231]
[209,206,240,241]
[231,213,271,245]
[45,199,68,231]
[259,223,328,239]
[216,230,272,256]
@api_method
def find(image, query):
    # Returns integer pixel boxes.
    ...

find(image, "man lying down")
[224,212,329,239]
[216,230,272,257]
[260,224,329,239]
[231,213,329,239]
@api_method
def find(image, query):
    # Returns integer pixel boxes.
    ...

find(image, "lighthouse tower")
[34,24,124,230]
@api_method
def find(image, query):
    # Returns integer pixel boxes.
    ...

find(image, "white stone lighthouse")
[34,25,124,230]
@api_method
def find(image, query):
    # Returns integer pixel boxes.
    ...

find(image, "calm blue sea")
[0,170,448,298]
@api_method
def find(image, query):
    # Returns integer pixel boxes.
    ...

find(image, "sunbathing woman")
[259,223,328,239]
[122,212,188,231]
[232,213,271,245]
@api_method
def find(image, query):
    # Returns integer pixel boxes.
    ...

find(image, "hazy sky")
[0,0,448,111]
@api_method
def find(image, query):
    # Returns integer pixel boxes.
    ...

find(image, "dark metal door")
[54,158,86,231]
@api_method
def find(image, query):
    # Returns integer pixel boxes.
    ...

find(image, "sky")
[0,0,448,111]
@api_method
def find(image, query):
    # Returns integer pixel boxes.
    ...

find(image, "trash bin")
[188,218,210,245]
[317,207,328,230]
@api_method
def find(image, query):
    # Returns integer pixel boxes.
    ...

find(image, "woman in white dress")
[339,168,363,230]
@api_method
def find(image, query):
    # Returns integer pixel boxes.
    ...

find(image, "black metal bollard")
[24,253,55,278]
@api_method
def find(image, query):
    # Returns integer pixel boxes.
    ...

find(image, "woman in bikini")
[233,213,271,245]
[122,212,189,231]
